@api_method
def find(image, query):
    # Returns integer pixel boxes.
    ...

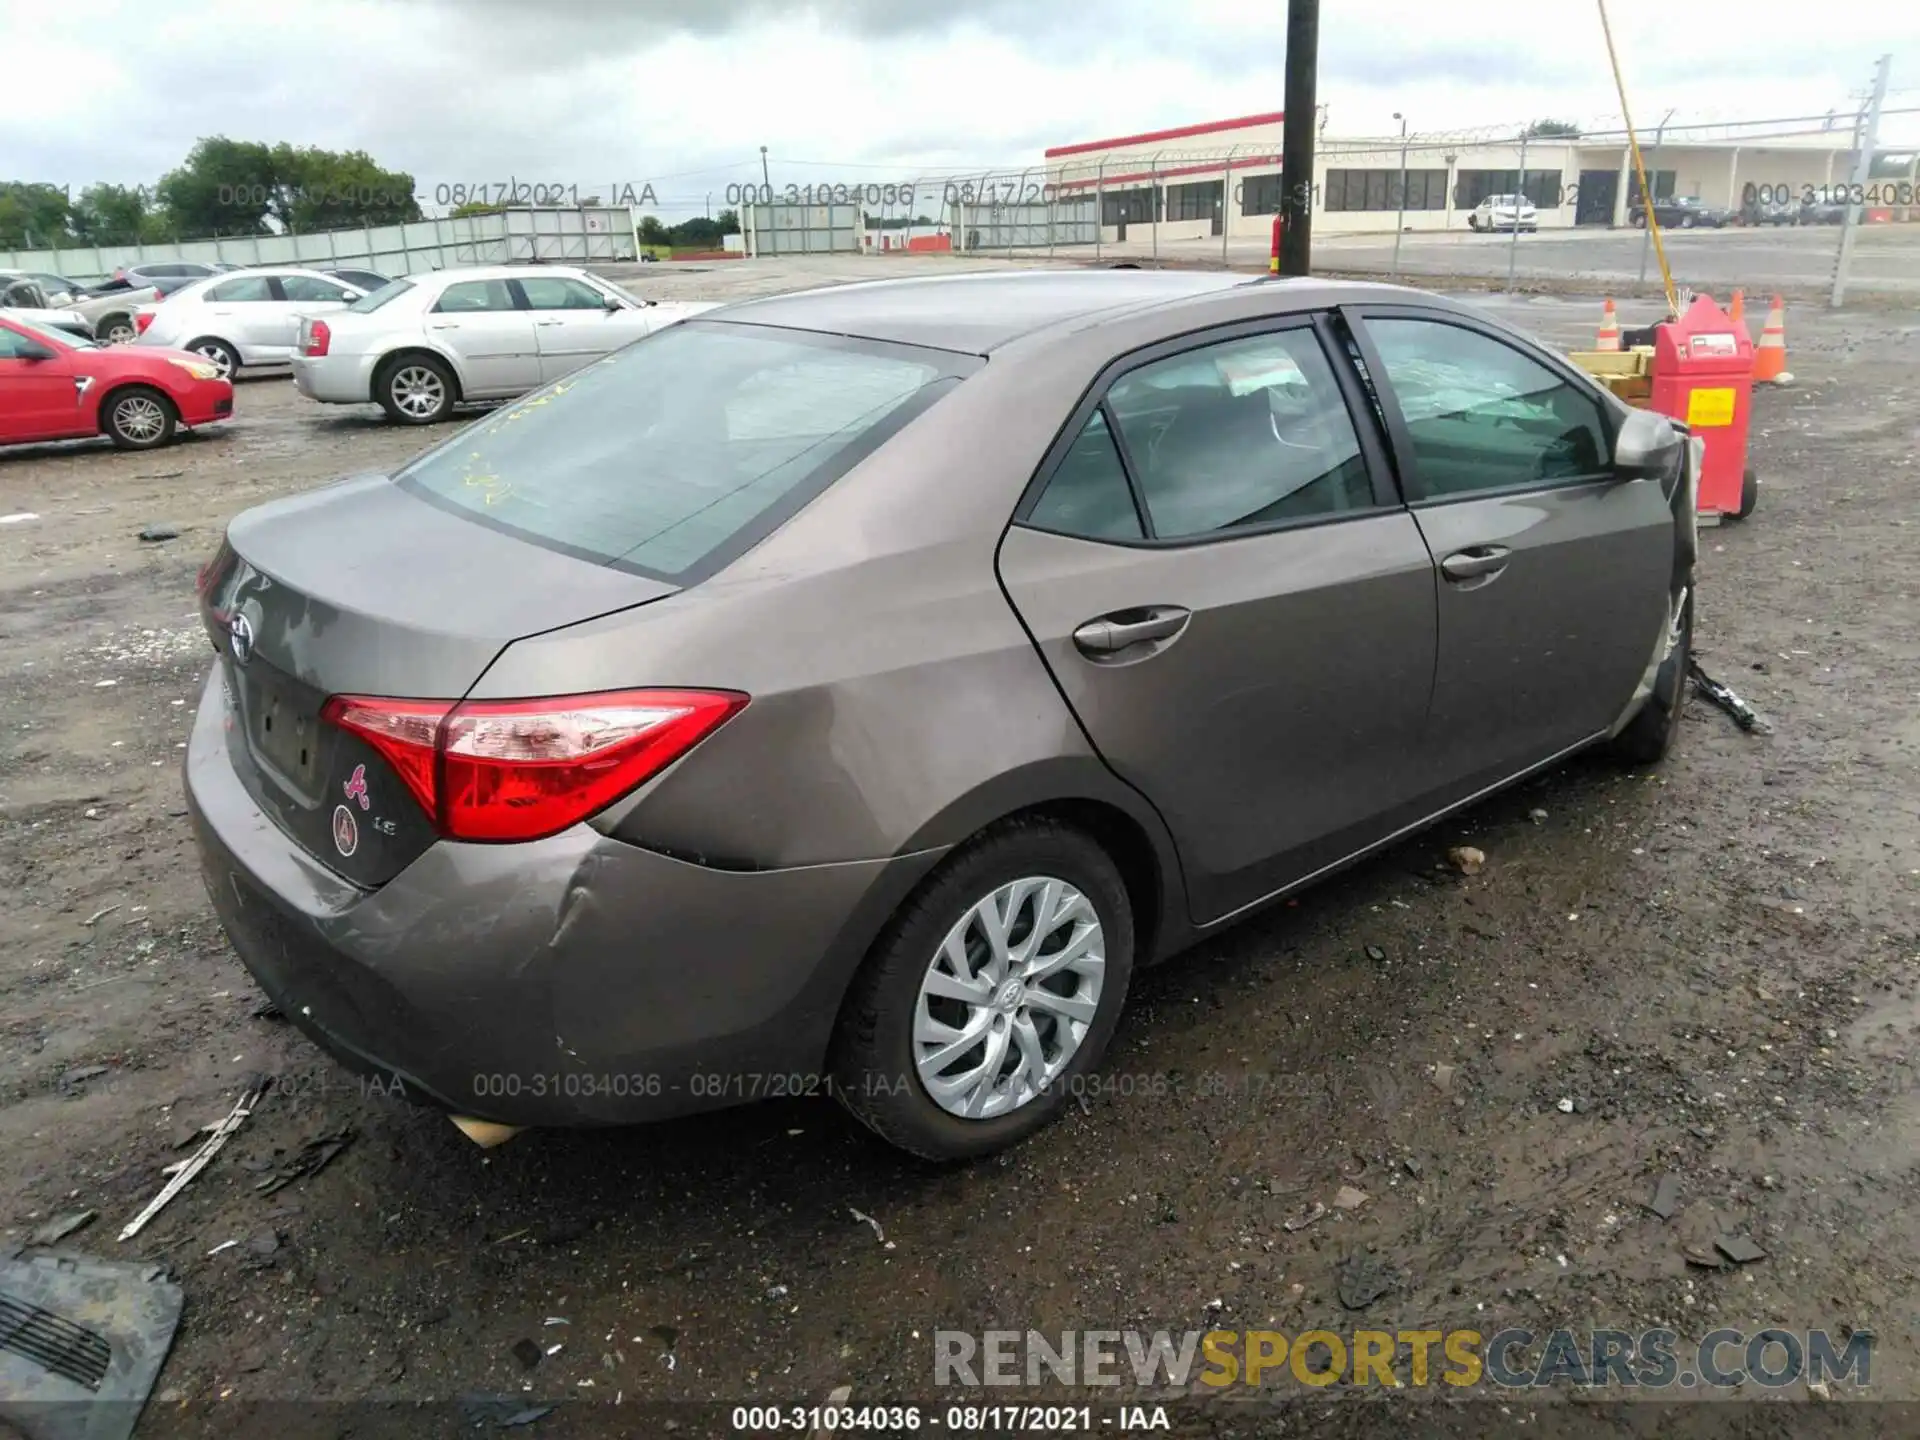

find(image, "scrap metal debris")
[1283,1202,1327,1233]
[253,1126,354,1196]
[1715,1234,1768,1266]
[849,1207,895,1249]
[1646,1174,1683,1221]
[1689,658,1771,733]
[28,1212,97,1247]
[458,1393,555,1429]
[119,1076,268,1241]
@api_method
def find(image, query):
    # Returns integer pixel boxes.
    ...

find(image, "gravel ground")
[1,264,1917,1439]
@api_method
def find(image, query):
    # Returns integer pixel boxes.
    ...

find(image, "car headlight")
[167,357,222,381]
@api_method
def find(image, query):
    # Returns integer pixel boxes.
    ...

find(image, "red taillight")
[320,689,747,843]
[134,311,155,334]
[302,319,330,357]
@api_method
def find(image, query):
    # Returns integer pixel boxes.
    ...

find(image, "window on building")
[1325,169,1449,212]
[1239,172,1284,216]
[1164,180,1222,222]
[1455,169,1563,209]
[1101,187,1157,226]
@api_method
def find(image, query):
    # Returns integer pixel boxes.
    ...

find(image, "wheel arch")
[374,345,466,402]
[95,379,176,434]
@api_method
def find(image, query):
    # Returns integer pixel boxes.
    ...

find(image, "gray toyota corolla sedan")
[188,270,1698,1159]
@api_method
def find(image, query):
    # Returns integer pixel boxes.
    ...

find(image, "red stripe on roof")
[1043,112,1286,159]
[1052,155,1284,190]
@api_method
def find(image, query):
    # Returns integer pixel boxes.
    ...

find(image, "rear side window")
[348,278,413,313]
[394,323,976,580]
[1104,329,1374,537]
[1027,411,1143,541]
[207,275,273,302]
[433,280,516,313]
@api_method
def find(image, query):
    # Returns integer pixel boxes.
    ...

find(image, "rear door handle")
[535,320,563,327]
[1441,546,1511,582]
[1072,606,1191,656]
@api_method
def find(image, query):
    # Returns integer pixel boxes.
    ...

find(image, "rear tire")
[831,818,1134,1161]
[98,315,136,346]
[1733,468,1759,520]
[1609,588,1692,765]
[103,386,177,450]
[377,354,456,424]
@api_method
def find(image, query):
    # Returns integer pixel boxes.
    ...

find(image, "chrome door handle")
[535,320,563,327]
[1441,546,1510,581]
[427,322,459,330]
[1072,606,1190,655]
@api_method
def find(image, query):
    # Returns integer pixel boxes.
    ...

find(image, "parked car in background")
[322,267,392,292]
[1467,195,1537,232]
[67,284,167,344]
[106,261,240,296]
[190,271,1696,1159]
[0,312,233,450]
[132,268,368,378]
[0,277,94,340]
[290,265,718,423]
[1628,195,1732,229]
[9,271,93,304]
[1744,197,1802,226]
[1798,197,1848,225]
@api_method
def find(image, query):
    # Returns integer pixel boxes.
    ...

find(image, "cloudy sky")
[9,0,1919,218]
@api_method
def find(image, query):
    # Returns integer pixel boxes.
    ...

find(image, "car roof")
[418,264,592,285]
[710,270,1278,353]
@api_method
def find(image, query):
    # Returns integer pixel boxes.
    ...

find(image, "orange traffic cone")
[1752,294,1790,383]
[1595,298,1621,352]
[1729,288,1745,327]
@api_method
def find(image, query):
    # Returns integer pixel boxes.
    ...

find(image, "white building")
[1042,111,1876,244]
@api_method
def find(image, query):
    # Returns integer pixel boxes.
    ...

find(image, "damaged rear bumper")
[183,666,942,1127]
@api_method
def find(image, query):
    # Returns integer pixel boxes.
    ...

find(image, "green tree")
[269,143,421,231]
[70,183,152,245]
[1523,119,1582,139]
[450,200,507,218]
[154,138,278,236]
[636,215,671,246]
[0,182,75,249]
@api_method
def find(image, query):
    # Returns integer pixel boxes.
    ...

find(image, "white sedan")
[288,265,720,424]
[132,267,367,378]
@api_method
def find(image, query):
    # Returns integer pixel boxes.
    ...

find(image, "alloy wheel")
[194,342,234,378]
[913,876,1105,1120]
[103,322,136,346]
[113,394,167,444]
[391,365,446,420]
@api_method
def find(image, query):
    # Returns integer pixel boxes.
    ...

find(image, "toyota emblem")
[229,612,254,665]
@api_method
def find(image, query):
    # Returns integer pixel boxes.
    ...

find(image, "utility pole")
[1635,108,1674,289]
[760,146,771,196]
[1391,111,1409,278]
[1832,53,1891,308]
[1505,127,1528,292]
[1276,0,1319,275]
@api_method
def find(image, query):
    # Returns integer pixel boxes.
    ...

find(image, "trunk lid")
[199,474,677,884]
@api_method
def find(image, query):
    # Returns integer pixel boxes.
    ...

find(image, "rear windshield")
[394,322,976,580]
[348,278,413,313]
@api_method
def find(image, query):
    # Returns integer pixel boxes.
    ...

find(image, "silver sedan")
[132,267,367,378]
[288,265,720,423]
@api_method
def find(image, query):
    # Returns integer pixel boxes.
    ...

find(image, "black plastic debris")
[136,524,180,543]
[510,1339,543,1371]
[459,1392,555,1429]
[26,1213,96,1248]
[1715,1234,1768,1266]
[1689,658,1770,733]
[254,1127,354,1196]
[1646,1174,1682,1221]
[1336,1254,1397,1310]
[0,1250,184,1440]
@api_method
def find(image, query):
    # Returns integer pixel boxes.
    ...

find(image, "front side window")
[1100,328,1375,538]
[1362,317,1609,499]
[517,276,611,310]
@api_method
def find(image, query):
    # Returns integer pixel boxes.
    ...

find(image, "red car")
[0,313,234,451]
